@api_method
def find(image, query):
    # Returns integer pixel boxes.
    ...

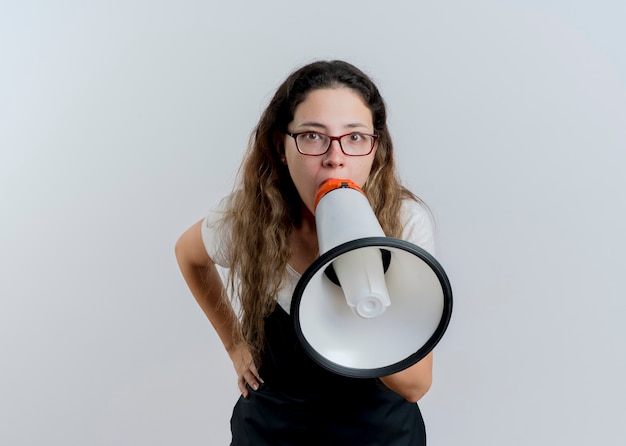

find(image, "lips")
[317,177,343,191]
[314,178,364,211]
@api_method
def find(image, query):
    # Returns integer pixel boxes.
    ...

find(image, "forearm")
[379,352,433,403]
[183,262,241,351]
[175,220,241,352]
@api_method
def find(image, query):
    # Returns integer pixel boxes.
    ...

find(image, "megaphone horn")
[314,179,392,318]
[291,179,453,378]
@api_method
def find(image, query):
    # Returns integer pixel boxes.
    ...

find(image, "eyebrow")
[295,121,371,131]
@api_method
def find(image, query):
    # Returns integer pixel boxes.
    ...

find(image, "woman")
[175,60,436,445]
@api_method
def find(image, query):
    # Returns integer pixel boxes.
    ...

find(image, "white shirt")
[201,197,436,313]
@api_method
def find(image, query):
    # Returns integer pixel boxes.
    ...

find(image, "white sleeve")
[200,195,232,268]
[400,199,437,256]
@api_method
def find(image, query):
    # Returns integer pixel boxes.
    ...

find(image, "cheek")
[354,159,376,187]
[286,154,309,177]
[286,158,315,191]
[284,146,302,169]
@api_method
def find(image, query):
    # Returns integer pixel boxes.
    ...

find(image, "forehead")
[292,88,373,127]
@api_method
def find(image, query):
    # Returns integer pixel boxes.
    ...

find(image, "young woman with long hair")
[175,60,436,445]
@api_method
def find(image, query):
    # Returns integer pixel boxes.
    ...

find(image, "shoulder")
[399,198,437,256]
[201,194,235,267]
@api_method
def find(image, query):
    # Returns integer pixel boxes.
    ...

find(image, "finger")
[248,363,264,383]
[238,376,249,398]
[242,370,260,391]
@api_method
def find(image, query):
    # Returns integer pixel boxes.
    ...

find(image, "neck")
[299,201,317,233]
[290,202,319,271]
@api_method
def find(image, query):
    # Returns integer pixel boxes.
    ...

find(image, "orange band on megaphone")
[314,179,365,211]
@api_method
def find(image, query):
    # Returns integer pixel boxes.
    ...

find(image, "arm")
[379,351,433,403]
[381,200,435,402]
[174,219,263,397]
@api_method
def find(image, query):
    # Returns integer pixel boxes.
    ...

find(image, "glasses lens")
[296,133,330,155]
[340,133,375,155]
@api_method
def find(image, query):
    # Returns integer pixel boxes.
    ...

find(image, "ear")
[274,132,287,164]
[277,145,287,165]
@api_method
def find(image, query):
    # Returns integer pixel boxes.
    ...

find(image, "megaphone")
[291,179,453,378]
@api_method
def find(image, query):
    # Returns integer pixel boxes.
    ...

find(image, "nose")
[322,139,345,167]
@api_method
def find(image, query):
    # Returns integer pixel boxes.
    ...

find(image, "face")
[284,87,377,215]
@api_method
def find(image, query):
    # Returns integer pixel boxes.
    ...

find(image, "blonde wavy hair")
[218,60,421,364]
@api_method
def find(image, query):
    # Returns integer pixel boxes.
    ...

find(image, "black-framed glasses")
[286,131,378,156]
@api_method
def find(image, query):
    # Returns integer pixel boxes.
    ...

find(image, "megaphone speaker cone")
[292,238,452,378]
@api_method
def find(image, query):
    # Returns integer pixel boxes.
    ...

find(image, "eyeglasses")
[286,131,378,156]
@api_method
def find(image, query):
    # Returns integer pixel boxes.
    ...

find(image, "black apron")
[230,306,426,445]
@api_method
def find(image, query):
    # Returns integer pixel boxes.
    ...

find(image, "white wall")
[2,1,624,445]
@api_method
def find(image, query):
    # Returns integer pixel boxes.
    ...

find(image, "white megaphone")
[291,179,453,378]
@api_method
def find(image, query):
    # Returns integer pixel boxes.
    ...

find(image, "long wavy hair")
[218,60,420,363]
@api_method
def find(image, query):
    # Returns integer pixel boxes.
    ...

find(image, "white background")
[1,1,625,445]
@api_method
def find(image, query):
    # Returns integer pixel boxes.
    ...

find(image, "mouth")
[317,177,345,191]
[314,178,363,211]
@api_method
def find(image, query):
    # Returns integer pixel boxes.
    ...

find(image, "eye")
[349,133,365,142]
[302,132,322,141]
